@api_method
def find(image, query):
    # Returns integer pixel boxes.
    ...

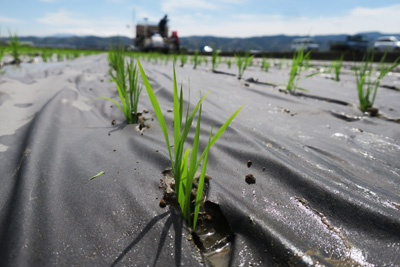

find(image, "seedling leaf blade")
[193,127,213,230]
[137,59,174,168]
[198,105,244,164]
[94,96,123,114]
[173,67,181,161]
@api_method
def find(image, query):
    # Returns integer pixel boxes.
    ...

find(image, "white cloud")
[135,11,161,24]
[170,4,400,37]
[26,3,400,38]
[0,16,23,23]
[57,27,130,37]
[217,0,244,3]
[161,0,244,13]
[162,0,218,13]
[37,9,89,26]
[105,0,127,3]
[36,9,132,37]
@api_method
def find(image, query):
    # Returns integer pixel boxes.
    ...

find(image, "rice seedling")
[355,50,400,113]
[202,56,208,66]
[137,60,243,230]
[97,58,143,124]
[153,55,159,65]
[261,57,270,72]
[164,54,170,65]
[160,54,166,64]
[56,51,64,62]
[286,46,310,92]
[302,50,311,69]
[65,52,73,61]
[145,53,152,63]
[179,52,188,67]
[218,56,223,64]
[0,46,4,66]
[332,54,344,81]
[41,50,52,63]
[0,30,5,66]
[264,61,271,72]
[211,47,220,71]
[172,53,179,66]
[261,57,266,68]
[72,51,81,59]
[278,58,284,69]
[8,31,21,64]
[248,57,254,67]
[108,42,124,72]
[234,51,254,80]
[192,50,200,69]
[226,57,232,69]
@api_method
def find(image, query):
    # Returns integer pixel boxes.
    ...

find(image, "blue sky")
[1,0,399,37]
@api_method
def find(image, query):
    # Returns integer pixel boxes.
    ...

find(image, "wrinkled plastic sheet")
[0,54,399,266]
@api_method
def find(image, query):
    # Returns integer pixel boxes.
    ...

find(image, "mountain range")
[3,32,400,52]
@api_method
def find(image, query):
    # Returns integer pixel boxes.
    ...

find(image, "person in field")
[158,15,168,38]
[170,31,180,52]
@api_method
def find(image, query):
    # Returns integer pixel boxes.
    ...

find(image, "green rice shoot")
[0,29,5,66]
[8,31,21,64]
[332,54,344,81]
[211,46,220,71]
[355,50,400,112]
[235,51,254,80]
[137,59,243,230]
[261,57,270,72]
[226,57,232,69]
[286,46,309,92]
[193,50,200,69]
[97,51,143,124]
[180,52,188,67]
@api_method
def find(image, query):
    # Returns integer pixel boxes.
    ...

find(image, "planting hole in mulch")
[161,168,234,267]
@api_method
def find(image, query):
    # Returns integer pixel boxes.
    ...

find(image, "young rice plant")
[235,51,254,80]
[97,56,143,124]
[0,29,4,66]
[211,46,220,71]
[261,57,270,72]
[355,50,400,113]
[286,46,310,92]
[172,53,178,66]
[137,59,243,230]
[108,42,124,72]
[0,46,4,66]
[332,54,344,81]
[193,50,200,69]
[180,52,188,67]
[8,31,21,64]
[226,57,232,69]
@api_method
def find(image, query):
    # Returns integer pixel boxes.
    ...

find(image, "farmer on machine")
[158,15,168,38]
[170,31,180,52]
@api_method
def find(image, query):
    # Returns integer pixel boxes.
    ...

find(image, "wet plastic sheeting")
[0,54,399,266]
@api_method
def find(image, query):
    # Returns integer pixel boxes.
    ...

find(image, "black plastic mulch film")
[0,54,399,266]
